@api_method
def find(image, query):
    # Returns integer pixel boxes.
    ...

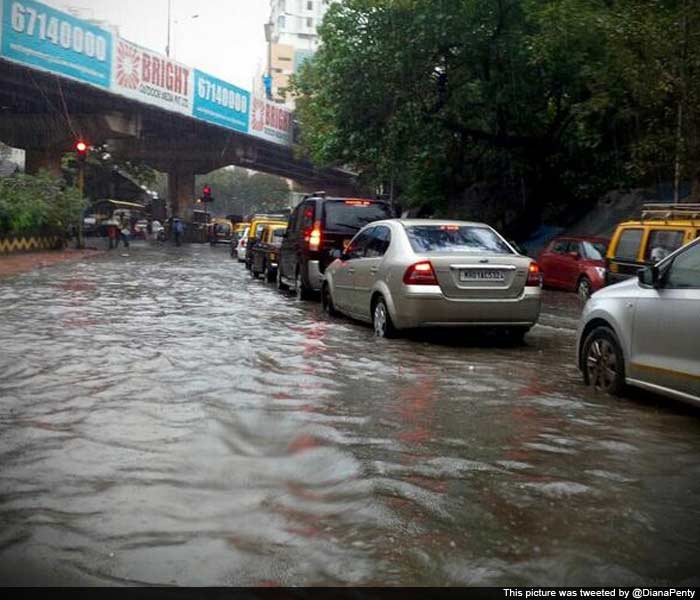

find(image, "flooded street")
[1,243,699,586]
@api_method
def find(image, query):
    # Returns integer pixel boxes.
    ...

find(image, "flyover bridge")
[0,0,357,217]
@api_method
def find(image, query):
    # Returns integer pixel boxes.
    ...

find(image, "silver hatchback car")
[322,219,543,339]
[577,237,700,406]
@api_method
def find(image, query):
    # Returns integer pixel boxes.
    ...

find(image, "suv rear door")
[320,200,392,270]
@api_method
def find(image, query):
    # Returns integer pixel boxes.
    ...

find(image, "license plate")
[460,269,505,282]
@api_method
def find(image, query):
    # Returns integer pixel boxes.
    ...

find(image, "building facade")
[264,0,334,106]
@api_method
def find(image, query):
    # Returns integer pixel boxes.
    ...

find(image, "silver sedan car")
[577,237,700,406]
[322,219,543,339]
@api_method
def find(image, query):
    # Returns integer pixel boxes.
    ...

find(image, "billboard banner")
[193,69,249,134]
[112,37,192,115]
[0,0,112,88]
[249,96,293,146]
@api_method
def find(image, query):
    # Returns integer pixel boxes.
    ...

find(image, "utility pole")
[166,0,172,57]
[75,141,87,249]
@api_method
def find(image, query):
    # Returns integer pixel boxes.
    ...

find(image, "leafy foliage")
[291,0,700,230]
[195,167,291,217]
[0,170,85,237]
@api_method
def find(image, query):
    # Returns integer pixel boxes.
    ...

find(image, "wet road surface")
[1,243,699,586]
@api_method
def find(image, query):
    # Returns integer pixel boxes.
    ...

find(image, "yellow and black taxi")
[244,213,289,269]
[250,222,288,282]
[606,203,700,285]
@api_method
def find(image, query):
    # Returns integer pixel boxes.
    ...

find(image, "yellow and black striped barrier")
[0,236,62,255]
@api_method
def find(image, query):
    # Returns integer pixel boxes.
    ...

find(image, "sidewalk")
[0,248,105,279]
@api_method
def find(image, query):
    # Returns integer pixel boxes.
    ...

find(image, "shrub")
[0,170,86,237]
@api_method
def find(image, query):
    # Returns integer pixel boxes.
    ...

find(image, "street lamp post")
[166,1,199,59]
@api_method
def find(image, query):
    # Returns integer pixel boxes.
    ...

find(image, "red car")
[538,236,609,299]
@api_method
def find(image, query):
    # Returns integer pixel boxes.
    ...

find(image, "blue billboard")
[193,69,249,134]
[0,0,112,89]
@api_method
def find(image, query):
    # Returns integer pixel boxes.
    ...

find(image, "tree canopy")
[291,0,700,231]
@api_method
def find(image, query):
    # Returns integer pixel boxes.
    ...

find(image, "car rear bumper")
[392,286,542,329]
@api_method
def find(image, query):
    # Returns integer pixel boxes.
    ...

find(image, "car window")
[645,230,685,262]
[405,225,514,254]
[365,226,391,258]
[345,228,374,260]
[551,239,568,254]
[567,241,581,256]
[288,206,300,233]
[323,201,392,233]
[664,243,700,289]
[255,224,265,239]
[614,228,643,261]
[581,241,607,260]
[302,202,316,231]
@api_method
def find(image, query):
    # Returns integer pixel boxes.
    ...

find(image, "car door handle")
[348,268,355,274]
[370,267,379,273]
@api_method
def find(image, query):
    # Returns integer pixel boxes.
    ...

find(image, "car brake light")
[527,262,542,286]
[403,261,438,285]
[307,221,322,251]
[344,200,371,206]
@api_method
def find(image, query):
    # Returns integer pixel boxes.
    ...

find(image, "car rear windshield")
[323,201,392,233]
[405,225,514,254]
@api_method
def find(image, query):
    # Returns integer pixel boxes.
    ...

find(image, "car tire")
[276,265,289,291]
[504,327,529,344]
[322,282,339,316]
[577,276,593,301]
[295,268,313,301]
[582,326,625,396]
[372,296,396,338]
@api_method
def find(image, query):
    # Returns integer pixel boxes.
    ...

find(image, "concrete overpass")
[0,58,358,218]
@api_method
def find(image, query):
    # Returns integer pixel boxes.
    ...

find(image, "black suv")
[277,194,393,299]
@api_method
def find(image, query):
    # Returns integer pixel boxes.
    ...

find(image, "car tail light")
[403,261,438,285]
[241,239,247,247]
[527,262,542,286]
[344,199,371,206]
[307,221,322,251]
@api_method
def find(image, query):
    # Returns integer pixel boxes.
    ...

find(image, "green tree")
[291,0,694,231]
[196,167,290,216]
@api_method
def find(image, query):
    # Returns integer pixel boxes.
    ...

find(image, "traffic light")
[201,185,213,203]
[75,140,88,162]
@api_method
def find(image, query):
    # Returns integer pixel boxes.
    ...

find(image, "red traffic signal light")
[201,185,213,202]
[75,140,88,161]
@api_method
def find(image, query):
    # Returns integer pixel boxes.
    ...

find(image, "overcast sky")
[47,0,270,91]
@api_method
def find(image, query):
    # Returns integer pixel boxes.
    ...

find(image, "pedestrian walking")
[116,216,130,248]
[173,218,185,247]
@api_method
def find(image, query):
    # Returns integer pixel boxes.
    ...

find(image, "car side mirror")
[568,251,580,260]
[637,265,659,288]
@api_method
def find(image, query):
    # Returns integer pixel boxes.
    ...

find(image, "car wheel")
[582,326,625,396]
[295,269,312,301]
[504,326,529,344]
[322,282,338,316]
[372,297,396,338]
[577,276,593,301]
[276,265,289,291]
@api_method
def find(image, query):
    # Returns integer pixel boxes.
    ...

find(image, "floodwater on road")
[1,243,699,586]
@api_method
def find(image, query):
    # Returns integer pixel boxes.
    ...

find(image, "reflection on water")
[0,244,699,586]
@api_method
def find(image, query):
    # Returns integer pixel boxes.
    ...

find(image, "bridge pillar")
[168,165,195,220]
[25,148,64,176]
